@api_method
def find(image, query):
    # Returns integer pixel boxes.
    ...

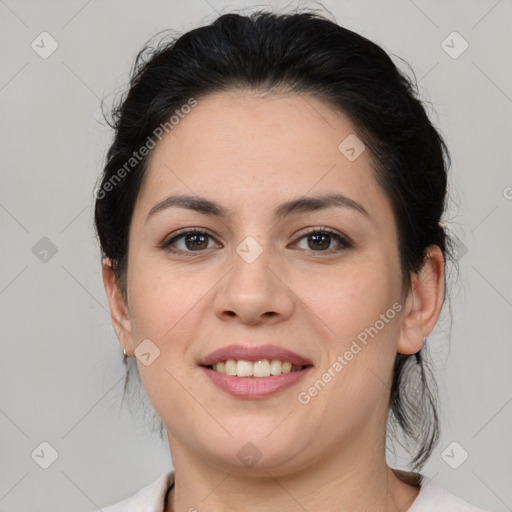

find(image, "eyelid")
[161,227,221,251]
[163,227,216,243]
[291,227,352,252]
[293,225,350,242]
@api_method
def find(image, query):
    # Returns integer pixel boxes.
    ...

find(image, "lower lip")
[200,366,313,399]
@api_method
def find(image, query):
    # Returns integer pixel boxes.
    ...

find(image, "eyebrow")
[146,193,369,223]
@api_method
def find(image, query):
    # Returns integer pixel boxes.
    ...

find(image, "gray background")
[1,0,511,510]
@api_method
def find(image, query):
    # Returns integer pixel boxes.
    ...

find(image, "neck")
[164,437,420,512]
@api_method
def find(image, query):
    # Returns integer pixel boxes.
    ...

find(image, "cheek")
[127,255,203,342]
[300,252,401,401]
[308,256,400,341]
[127,265,205,425]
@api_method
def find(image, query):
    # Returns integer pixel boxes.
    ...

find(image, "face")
[114,90,420,475]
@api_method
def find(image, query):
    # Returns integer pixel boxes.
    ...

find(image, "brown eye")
[163,229,219,255]
[294,229,351,253]
[162,227,351,257]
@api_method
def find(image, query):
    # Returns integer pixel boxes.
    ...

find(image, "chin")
[199,430,310,474]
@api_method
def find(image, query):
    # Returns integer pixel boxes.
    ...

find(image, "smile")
[207,359,305,377]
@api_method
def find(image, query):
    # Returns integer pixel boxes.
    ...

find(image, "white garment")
[95,470,489,511]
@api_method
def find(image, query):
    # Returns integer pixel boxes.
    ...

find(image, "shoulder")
[91,469,174,512]
[409,474,490,512]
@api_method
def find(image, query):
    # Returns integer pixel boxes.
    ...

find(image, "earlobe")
[101,257,133,355]
[397,245,445,355]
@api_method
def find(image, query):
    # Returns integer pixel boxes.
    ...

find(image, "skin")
[102,90,445,512]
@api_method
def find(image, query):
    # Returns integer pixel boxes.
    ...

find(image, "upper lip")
[198,344,313,367]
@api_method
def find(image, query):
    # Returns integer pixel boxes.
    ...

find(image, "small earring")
[122,347,127,361]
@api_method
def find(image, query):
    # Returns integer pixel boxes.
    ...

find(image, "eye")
[293,228,351,254]
[161,227,351,256]
[162,228,220,256]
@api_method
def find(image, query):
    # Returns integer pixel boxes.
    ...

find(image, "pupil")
[311,234,330,249]
[186,233,207,250]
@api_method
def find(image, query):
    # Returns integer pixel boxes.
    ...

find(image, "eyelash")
[160,227,352,257]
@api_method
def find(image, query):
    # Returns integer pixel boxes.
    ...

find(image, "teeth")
[282,362,292,374]
[270,359,282,375]
[225,359,237,375]
[252,359,270,377]
[212,359,303,377]
[236,360,253,377]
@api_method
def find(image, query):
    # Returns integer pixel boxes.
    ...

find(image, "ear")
[102,257,134,356]
[397,245,445,355]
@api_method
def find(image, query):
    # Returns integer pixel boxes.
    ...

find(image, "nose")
[213,238,294,326]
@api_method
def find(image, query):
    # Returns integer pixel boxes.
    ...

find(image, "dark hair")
[94,8,457,470]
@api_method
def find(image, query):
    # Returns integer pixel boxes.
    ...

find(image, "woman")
[93,9,488,511]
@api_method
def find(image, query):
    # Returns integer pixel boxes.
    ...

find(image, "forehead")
[134,91,393,226]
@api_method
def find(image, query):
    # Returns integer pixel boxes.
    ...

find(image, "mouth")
[198,344,314,399]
